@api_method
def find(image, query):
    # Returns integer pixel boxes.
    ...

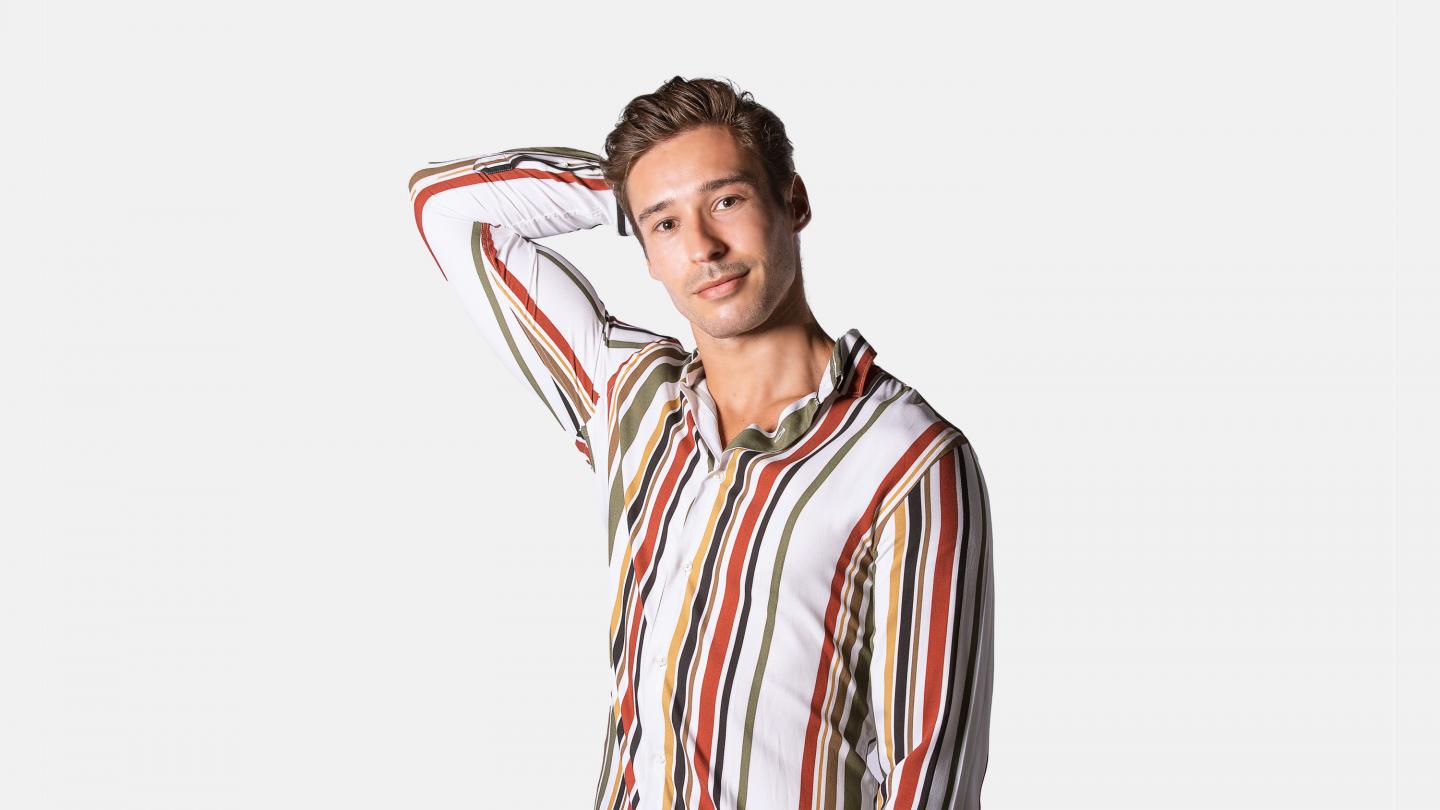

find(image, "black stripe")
[667,449,759,800]
[713,389,885,797]
[893,479,925,754]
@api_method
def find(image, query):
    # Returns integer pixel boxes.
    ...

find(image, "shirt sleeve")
[866,438,994,809]
[407,147,669,472]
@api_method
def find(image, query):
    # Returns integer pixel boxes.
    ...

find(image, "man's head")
[600,76,812,341]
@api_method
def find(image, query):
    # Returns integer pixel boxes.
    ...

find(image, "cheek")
[648,242,684,274]
[651,266,687,299]
[647,252,682,283]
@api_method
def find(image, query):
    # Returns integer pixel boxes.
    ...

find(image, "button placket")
[679,467,718,579]
[650,467,703,625]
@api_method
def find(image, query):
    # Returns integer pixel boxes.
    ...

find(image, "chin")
[683,273,787,339]
[692,306,766,340]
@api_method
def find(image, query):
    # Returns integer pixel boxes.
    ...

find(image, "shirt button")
[654,654,665,667]
[681,560,692,573]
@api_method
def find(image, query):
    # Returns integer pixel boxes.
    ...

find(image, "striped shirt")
[408,147,994,809]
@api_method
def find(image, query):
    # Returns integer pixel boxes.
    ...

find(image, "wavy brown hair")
[600,76,796,242]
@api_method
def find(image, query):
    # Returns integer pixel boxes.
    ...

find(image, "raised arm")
[866,438,994,809]
[408,147,670,471]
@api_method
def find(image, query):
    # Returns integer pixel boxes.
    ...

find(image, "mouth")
[695,271,749,300]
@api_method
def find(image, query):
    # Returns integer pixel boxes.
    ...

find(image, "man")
[407,76,994,809]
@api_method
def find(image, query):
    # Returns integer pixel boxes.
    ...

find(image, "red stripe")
[410,164,605,283]
[419,168,605,405]
[616,428,699,766]
[684,397,864,810]
[621,757,637,802]
[477,223,599,404]
[892,451,960,807]
[796,421,952,809]
[847,348,876,398]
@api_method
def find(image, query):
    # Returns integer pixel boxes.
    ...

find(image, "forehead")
[627,125,760,209]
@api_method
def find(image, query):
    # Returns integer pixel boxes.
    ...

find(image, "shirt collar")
[680,326,878,406]
[684,328,877,457]
[678,328,877,456]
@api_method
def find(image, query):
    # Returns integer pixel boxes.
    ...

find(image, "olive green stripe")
[509,145,606,164]
[605,342,686,474]
[511,301,593,424]
[849,556,880,802]
[607,474,623,560]
[728,333,866,454]
[408,156,475,194]
[577,423,595,473]
[825,526,880,808]
[736,388,909,810]
[726,397,820,453]
[469,223,565,431]
[590,704,617,810]
[606,345,690,556]
[614,346,690,460]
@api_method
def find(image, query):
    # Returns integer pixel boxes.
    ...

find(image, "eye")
[654,218,675,233]
[716,195,743,210]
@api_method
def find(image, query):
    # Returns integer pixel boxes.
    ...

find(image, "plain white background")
[3,1,1437,807]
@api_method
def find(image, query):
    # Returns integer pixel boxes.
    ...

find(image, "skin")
[625,124,835,448]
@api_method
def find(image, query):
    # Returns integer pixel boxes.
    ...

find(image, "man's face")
[626,124,809,341]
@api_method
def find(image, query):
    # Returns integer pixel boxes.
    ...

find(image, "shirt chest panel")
[607,416,884,667]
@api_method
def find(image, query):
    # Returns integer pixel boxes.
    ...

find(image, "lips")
[696,271,748,298]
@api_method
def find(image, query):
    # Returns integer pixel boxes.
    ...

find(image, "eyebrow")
[634,172,760,226]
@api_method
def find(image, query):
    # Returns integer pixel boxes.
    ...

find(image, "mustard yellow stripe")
[407,158,475,197]
[599,709,625,809]
[663,450,745,810]
[610,395,686,696]
[605,343,677,478]
[512,310,594,424]
[485,252,594,413]
[868,430,963,540]
[622,394,686,506]
[607,536,637,672]
[905,474,934,754]
[812,520,876,806]
[882,501,907,770]
[812,478,887,801]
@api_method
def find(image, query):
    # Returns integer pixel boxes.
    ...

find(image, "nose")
[685,215,726,265]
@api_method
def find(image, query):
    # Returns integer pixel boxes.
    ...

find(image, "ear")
[787,174,812,233]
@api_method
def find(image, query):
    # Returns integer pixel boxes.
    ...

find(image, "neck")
[692,312,834,416]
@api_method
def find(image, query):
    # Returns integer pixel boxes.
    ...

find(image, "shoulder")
[850,364,981,517]
[854,363,972,455]
[604,333,690,409]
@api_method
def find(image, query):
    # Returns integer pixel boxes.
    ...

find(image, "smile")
[696,272,748,300]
